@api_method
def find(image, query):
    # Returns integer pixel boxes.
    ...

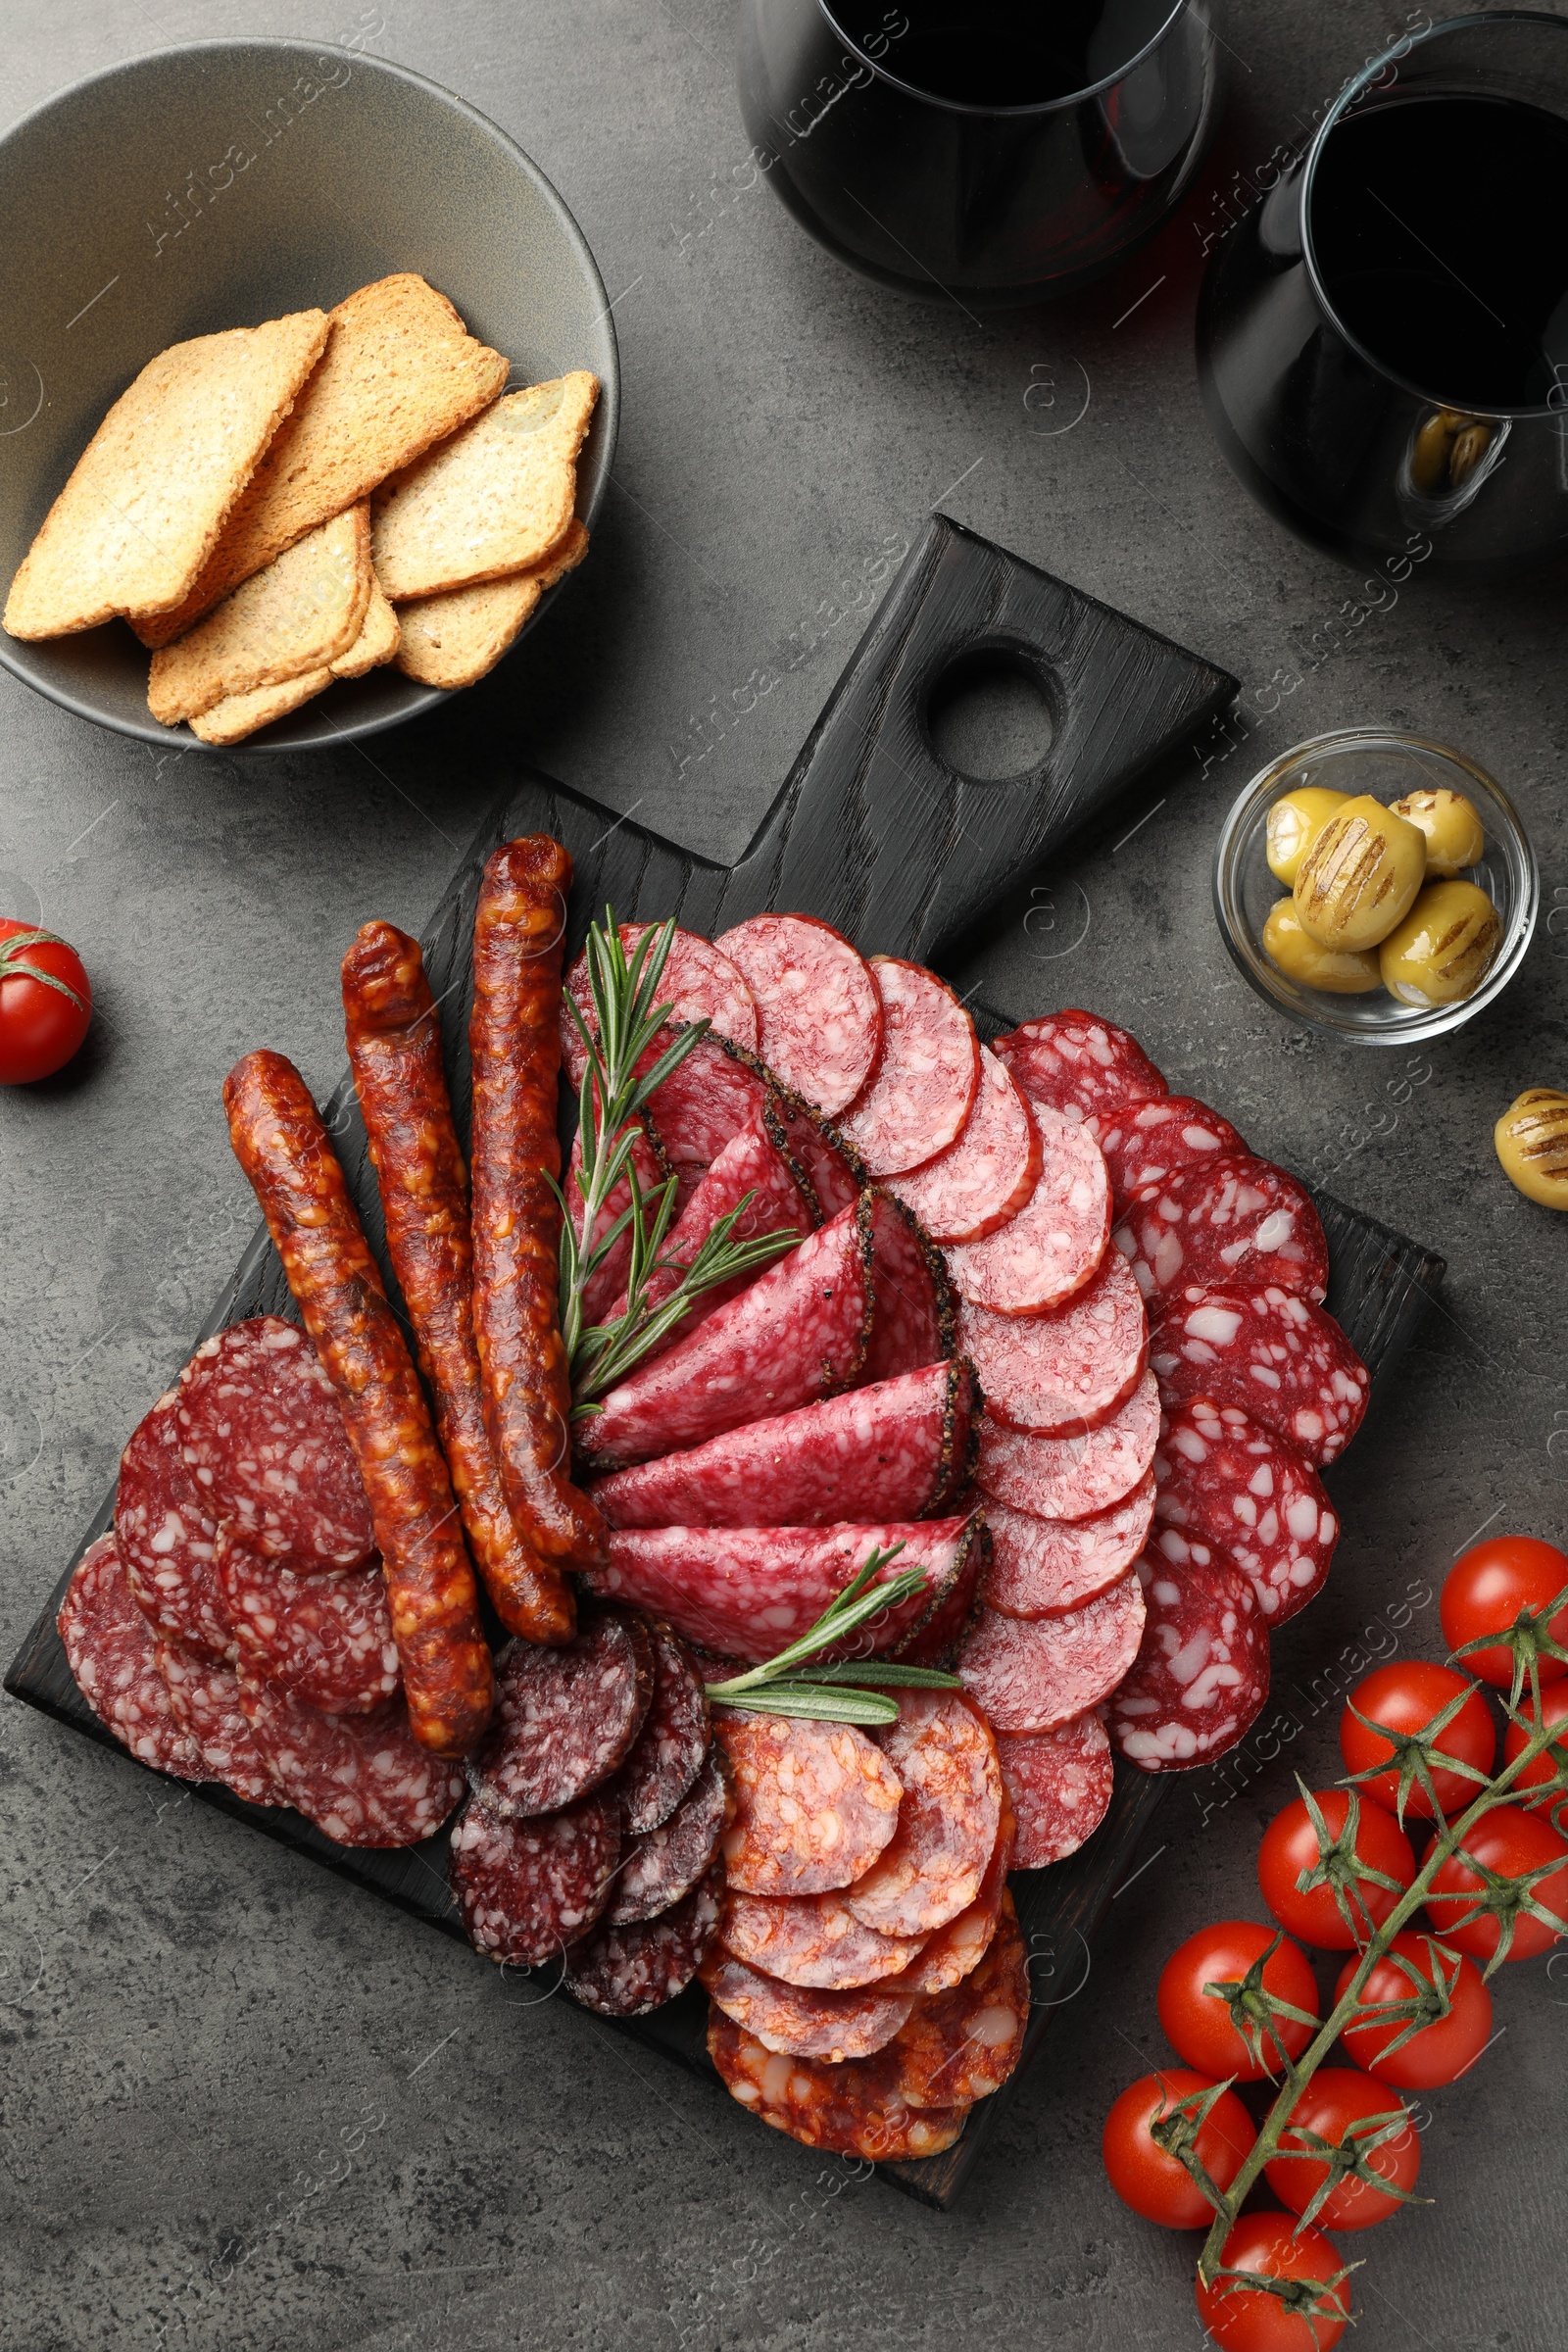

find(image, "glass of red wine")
[737,1,1224,309]
[1198,11,1568,574]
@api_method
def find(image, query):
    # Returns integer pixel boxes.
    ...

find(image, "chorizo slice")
[699,1944,917,2061]
[713,1712,903,1896]
[707,2009,970,2160]
[906,1790,1015,1995]
[882,1890,1029,2107]
[845,1690,1003,1939]
[720,1888,926,1989]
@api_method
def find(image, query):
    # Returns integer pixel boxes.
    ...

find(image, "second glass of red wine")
[1198,11,1568,574]
[737,1,1224,309]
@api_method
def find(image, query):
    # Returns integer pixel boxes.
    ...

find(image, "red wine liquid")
[1310,93,1568,410]
[872,0,1173,107]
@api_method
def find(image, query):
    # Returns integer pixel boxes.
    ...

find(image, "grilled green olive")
[1495,1089,1568,1208]
[1262,898,1382,994]
[1265,785,1348,887]
[1378,878,1501,1005]
[1388,785,1486,877]
[1294,795,1427,950]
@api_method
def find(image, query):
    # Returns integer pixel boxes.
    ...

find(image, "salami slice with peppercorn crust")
[713,912,882,1115]
[466,1611,653,1821]
[862,1187,956,1381]
[944,1103,1110,1315]
[640,1034,770,1203]
[570,1117,671,1330]
[1109,1546,1270,1771]
[1114,1154,1329,1306]
[1154,1395,1339,1624]
[975,1367,1159,1521]
[116,1393,231,1664]
[1092,1094,1248,1209]
[995,1010,1167,1127]
[1150,1284,1368,1467]
[449,1786,620,1963]
[983,1475,1154,1617]
[997,1712,1114,1869]
[707,2008,971,2160]
[958,1575,1147,1734]
[713,1713,904,1896]
[564,1861,724,2017]
[59,1536,213,1781]
[841,958,980,1177]
[956,1245,1148,1437]
[893,1047,1041,1244]
[765,1083,867,1219]
[219,1535,401,1714]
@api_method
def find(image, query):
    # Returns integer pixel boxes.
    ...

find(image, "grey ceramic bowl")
[0,39,618,753]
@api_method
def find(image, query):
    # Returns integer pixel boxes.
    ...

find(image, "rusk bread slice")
[147,505,371,723]
[132,274,510,647]
[329,575,400,679]
[393,518,590,689]
[3,310,329,640]
[372,372,599,601]
[185,568,400,745]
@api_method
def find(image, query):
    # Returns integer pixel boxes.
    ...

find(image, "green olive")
[1294,795,1428,951]
[1409,410,1455,494]
[1387,785,1486,877]
[1378,878,1502,1005]
[1265,785,1348,887]
[1261,898,1382,994]
[1494,1089,1568,1208]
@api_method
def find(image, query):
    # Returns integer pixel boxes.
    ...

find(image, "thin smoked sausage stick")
[469,835,607,1572]
[223,1050,495,1757]
[342,919,574,1644]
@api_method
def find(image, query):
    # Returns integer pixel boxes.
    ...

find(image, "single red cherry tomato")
[1339,1660,1494,1820]
[1263,2065,1420,2230]
[1101,2066,1255,2230]
[1156,1921,1318,2082]
[1195,2213,1351,2350]
[1502,1681,1568,1807]
[0,918,92,1085]
[1256,1788,1416,1949]
[1335,1930,1493,2087]
[1442,1534,1568,1687]
[1424,1801,1568,1962]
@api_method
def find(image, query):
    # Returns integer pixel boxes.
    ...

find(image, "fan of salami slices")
[56,839,1368,2166]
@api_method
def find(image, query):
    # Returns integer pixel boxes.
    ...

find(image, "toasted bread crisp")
[329,575,400,679]
[372,373,599,602]
[189,668,334,746]
[3,311,329,641]
[147,506,371,723]
[133,274,509,647]
[394,518,590,690]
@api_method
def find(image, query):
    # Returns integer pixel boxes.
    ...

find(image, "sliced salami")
[995,1010,1167,1127]
[569,1118,670,1329]
[862,1187,955,1382]
[219,1538,400,1714]
[564,924,759,1084]
[998,1712,1114,1869]
[468,1611,653,1820]
[958,1578,1147,1734]
[907,1794,1014,1993]
[1109,1548,1270,1771]
[944,1106,1109,1315]
[641,1033,769,1201]
[1155,1395,1339,1625]
[564,1860,724,2017]
[841,959,980,1178]
[956,1246,1148,1438]
[893,1514,987,1666]
[587,1516,979,1664]
[612,1622,710,1835]
[846,1690,1003,1938]
[721,1888,926,1989]
[605,1111,813,1355]
[699,1945,917,2062]
[1115,1155,1329,1307]
[883,1892,1028,2107]
[158,1642,277,1801]
[713,1712,903,1895]
[983,1476,1154,1617]
[1150,1284,1368,1467]
[237,1678,465,1845]
[449,1788,620,1963]
[714,913,882,1115]
[1093,1094,1248,1209]
[590,1361,977,1532]
[975,1367,1160,1521]
[708,2007,970,2160]
[58,1536,212,1780]
[765,1085,866,1219]
[577,1197,871,1468]
[892,1048,1041,1245]
[116,1393,230,1664]
[604,1749,732,1925]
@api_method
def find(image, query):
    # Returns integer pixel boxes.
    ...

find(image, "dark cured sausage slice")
[158,1642,276,1802]
[224,1052,494,1758]
[720,1889,925,1990]
[219,1536,400,1714]
[577,1196,872,1468]
[1109,1548,1270,1771]
[983,1476,1154,1617]
[116,1393,230,1664]
[944,1105,1110,1315]
[995,1010,1167,1127]
[714,1712,903,1895]
[892,1047,1040,1245]
[975,1368,1159,1521]
[846,1691,1003,1938]
[1154,1395,1339,1625]
[699,1945,918,2061]
[1091,1094,1248,1209]
[707,2007,969,2159]
[998,1712,1114,1868]
[175,1318,375,1571]
[449,1788,620,1963]
[714,912,882,1115]
[841,959,980,1178]
[59,1536,212,1780]
[907,1793,1014,1993]
[883,1892,1029,2107]
[612,1622,710,1835]
[237,1675,466,1845]
[467,1612,653,1820]
[563,925,760,1088]
[1150,1285,1368,1467]
[590,1361,978,1532]
[956,1246,1148,1438]
[564,1860,724,2018]
[604,1749,731,1925]
[958,1577,1147,1734]
[1114,1155,1329,1306]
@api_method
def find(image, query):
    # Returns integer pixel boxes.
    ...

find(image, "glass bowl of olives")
[1213,729,1538,1045]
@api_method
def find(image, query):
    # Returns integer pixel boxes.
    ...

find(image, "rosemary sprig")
[705,1544,962,1726]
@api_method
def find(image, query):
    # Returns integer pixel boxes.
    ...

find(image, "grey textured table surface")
[2,4,1564,2349]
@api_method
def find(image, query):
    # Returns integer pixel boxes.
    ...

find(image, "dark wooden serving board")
[4,516,1446,2209]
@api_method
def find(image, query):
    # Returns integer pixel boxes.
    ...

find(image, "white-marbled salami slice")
[1108,1548,1270,1771]
[1091,1094,1248,1210]
[995,1010,1166,1127]
[116,1393,230,1663]
[893,1048,1040,1244]
[956,1246,1147,1436]
[236,1677,465,1846]
[957,1578,1146,1733]
[219,1536,400,1714]
[1150,1285,1368,1467]
[59,1535,212,1780]
[1154,1394,1339,1624]
[974,1368,1159,1521]
[1115,1155,1329,1306]
[840,959,979,1178]
[158,1642,276,1801]
[450,1788,620,1963]
[563,924,759,1084]
[944,1103,1109,1314]
[713,912,882,1115]
[983,1475,1154,1617]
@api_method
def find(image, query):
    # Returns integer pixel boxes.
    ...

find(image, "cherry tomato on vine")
[1424,1801,1568,1962]
[1339,1660,1494,1819]
[1502,1681,1568,1807]
[1195,2213,1351,2350]
[1441,1534,1568,1687]
[1335,1931,1493,2086]
[1101,2067,1255,2230]
[0,918,92,1085]
[1156,1921,1318,2082]
[1262,2065,1420,2230]
[1257,1788,1416,1948]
